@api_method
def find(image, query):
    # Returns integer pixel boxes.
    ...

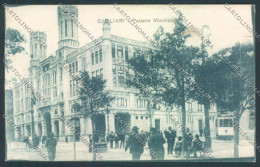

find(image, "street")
[7,138,254,161]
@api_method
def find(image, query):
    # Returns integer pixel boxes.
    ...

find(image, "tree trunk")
[204,103,211,149]
[148,99,152,129]
[91,115,96,160]
[234,110,240,158]
[180,75,186,158]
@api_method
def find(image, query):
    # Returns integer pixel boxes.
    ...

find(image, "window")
[112,44,115,59]
[53,86,57,97]
[125,99,127,106]
[112,65,116,75]
[96,70,100,77]
[118,75,125,86]
[73,80,76,96]
[91,53,94,65]
[146,116,148,119]
[60,21,63,38]
[249,112,255,130]
[82,57,86,70]
[125,46,128,61]
[71,20,73,37]
[100,69,103,80]
[92,71,96,78]
[141,116,143,120]
[113,76,117,86]
[117,46,123,60]
[188,102,192,111]
[35,44,37,56]
[99,49,102,62]
[76,61,78,72]
[72,63,75,74]
[198,104,202,111]
[40,45,42,57]
[136,116,138,120]
[53,71,57,84]
[70,81,72,96]
[69,64,72,76]
[95,51,98,64]
[60,67,63,81]
[65,20,68,37]
[59,52,62,58]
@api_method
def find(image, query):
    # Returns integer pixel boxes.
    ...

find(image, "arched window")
[65,20,68,37]
[249,112,255,130]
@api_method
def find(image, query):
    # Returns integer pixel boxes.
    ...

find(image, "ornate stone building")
[12,5,218,142]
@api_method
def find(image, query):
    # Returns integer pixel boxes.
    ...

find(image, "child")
[175,136,183,157]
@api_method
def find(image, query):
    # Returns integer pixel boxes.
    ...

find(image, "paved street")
[7,138,254,161]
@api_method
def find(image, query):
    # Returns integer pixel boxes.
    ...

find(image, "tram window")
[221,119,232,127]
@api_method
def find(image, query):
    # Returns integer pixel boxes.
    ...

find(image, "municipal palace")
[8,5,254,142]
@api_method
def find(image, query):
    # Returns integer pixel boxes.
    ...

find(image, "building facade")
[11,5,221,142]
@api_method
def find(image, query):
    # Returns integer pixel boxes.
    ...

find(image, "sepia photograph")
[3,3,256,161]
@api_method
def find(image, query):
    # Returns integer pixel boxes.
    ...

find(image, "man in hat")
[166,127,177,155]
[125,126,144,160]
[148,128,165,160]
[45,132,57,161]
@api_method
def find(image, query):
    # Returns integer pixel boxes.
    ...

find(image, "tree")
[125,51,162,128]
[149,16,201,157]
[192,36,214,150]
[78,71,113,160]
[5,28,26,65]
[210,43,254,158]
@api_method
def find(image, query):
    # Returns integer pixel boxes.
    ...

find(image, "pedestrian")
[65,136,68,143]
[199,127,203,137]
[89,135,93,153]
[28,135,33,148]
[93,131,99,144]
[125,126,144,160]
[184,128,193,158]
[175,136,183,157]
[108,131,114,149]
[45,132,57,161]
[114,133,119,149]
[148,128,166,160]
[32,133,40,148]
[24,136,29,148]
[165,127,176,155]
[120,130,125,148]
[42,135,47,147]
[187,134,202,158]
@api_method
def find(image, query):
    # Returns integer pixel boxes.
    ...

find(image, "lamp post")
[106,104,111,136]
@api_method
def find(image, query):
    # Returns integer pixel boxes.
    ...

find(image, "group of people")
[107,131,126,149]
[22,127,204,161]
[123,126,204,160]
[24,133,41,148]
[23,132,57,161]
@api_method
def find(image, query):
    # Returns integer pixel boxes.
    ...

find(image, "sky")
[5,4,254,81]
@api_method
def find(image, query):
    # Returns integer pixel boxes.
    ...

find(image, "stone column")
[34,122,39,136]
[105,113,109,135]
[52,120,56,136]
[109,113,115,133]
[85,117,92,135]
[42,120,47,136]
[59,120,65,136]
[80,117,86,136]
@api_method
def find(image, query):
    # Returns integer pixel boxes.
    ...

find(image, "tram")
[215,114,234,140]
